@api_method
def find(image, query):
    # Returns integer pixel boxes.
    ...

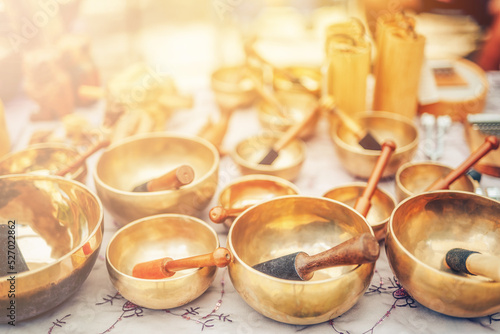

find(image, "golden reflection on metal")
[395,161,475,202]
[211,65,258,111]
[323,183,396,240]
[227,195,375,325]
[216,174,300,228]
[106,214,220,309]
[231,134,305,181]
[93,133,219,227]
[0,143,87,183]
[330,111,419,179]
[386,191,500,318]
[0,174,103,323]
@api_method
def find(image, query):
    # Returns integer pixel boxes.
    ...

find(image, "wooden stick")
[132,164,195,192]
[209,206,248,224]
[132,247,231,279]
[354,140,396,217]
[55,138,111,177]
[445,248,500,282]
[426,136,499,191]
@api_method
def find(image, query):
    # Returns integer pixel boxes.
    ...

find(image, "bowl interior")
[96,134,218,192]
[391,192,500,278]
[108,215,218,278]
[0,175,101,271]
[230,196,373,281]
[219,175,299,209]
[234,135,304,171]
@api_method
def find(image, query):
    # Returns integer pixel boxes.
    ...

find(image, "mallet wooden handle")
[332,106,364,138]
[426,136,499,191]
[354,140,396,217]
[296,233,380,281]
[209,206,247,224]
[445,248,500,282]
[132,247,232,279]
[133,165,195,192]
[55,138,111,177]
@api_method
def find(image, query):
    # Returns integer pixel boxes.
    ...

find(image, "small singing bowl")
[231,134,306,181]
[211,65,258,110]
[227,195,376,325]
[94,133,219,227]
[0,174,103,323]
[0,143,87,182]
[330,111,419,179]
[106,214,221,309]
[323,183,397,241]
[395,161,475,202]
[273,66,321,97]
[386,191,500,318]
[257,90,320,140]
[213,174,300,228]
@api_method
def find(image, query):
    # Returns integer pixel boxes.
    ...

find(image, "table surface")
[2,68,500,334]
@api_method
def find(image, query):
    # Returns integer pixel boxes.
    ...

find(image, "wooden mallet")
[132,247,231,279]
[132,164,195,192]
[445,248,500,282]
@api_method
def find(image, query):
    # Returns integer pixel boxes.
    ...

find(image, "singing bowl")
[94,133,219,227]
[211,65,258,110]
[272,66,321,97]
[323,183,397,241]
[0,174,103,323]
[106,214,220,309]
[257,90,320,140]
[231,134,306,181]
[215,174,300,228]
[0,143,87,182]
[227,195,376,325]
[330,111,419,179]
[395,161,475,202]
[386,191,500,317]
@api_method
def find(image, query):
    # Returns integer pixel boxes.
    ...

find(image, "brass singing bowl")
[215,174,300,228]
[106,214,220,309]
[231,134,306,181]
[94,133,219,227]
[330,111,419,179]
[395,161,475,202]
[273,66,321,97]
[257,90,320,140]
[227,195,376,325]
[323,183,396,241]
[0,174,103,323]
[211,65,258,110]
[0,143,87,182]
[386,191,500,317]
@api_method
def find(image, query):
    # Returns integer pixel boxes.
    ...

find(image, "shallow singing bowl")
[330,111,419,179]
[216,174,300,228]
[395,161,475,202]
[323,183,396,240]
[94,133,219,226]
[227,195,375,325]
[106,214,220,309]
[211,65,257,110]
[0,174,103,323]
[386,191,500,317]
[257,90,320,140]
[0,143,87,182]
[231,134,306,181]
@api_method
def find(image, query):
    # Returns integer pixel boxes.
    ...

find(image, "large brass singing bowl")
[257,90,320,140]
[227,195,375,325]
[330,111,419,179]
[216,174,300,228]
[106,214,220,309]
[395,161,475,202]
[0,174,103,323]
[231,134,305,181]
[323,183,396,240]
[94,133,219,226]
[0,143,87,182]
[386,191,500,317]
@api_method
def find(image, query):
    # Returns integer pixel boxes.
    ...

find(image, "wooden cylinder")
[325,34,371,116]
[373,18,425,119]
